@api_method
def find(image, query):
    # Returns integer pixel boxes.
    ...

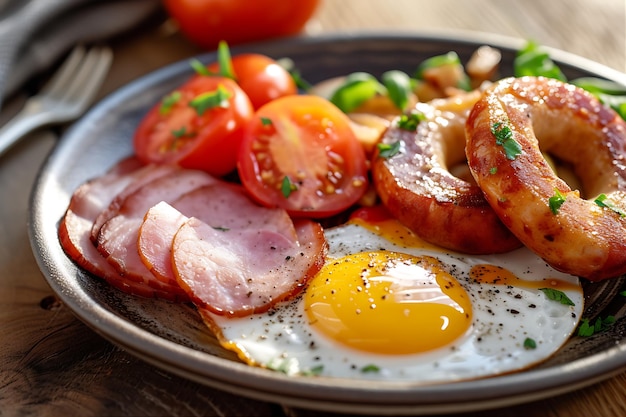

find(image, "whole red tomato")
[163,0,321,49]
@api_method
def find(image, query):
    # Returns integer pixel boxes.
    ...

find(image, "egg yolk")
[304,251,473,355]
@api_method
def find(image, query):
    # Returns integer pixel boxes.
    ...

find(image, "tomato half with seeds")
[237,95,369,218]
[133,76,253,176]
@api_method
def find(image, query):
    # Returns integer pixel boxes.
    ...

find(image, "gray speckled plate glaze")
[29,32,626,415]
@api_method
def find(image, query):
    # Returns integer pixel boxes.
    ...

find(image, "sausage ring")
[466,76,626,281]
[371,92,521,254]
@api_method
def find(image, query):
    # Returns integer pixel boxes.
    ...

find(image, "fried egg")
[203,215,583,382]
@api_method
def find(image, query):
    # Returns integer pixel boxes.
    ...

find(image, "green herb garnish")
[377,141,401,159]
[396,110,425,131]
[281,176,298,198]
[539,288,575,306]
[577,316,616,337]
[171,126,194,139]
[491,121,522,160]
[189,85,231,115]
[260,116,273,126]
[594,193,626,217]
[301,365,324,376]
[159,91,182,115]
[360,364,381,373]
[549,189,567,215]
[523,337,537,350]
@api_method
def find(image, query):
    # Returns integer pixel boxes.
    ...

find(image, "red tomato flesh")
[208,53,298,109]
[133,76,253,176]
[237,95,369,218]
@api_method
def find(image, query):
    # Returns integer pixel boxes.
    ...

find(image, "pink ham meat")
[138,183,298,284]
[138,201,188,284]
[172,216,327,317]
[95,168,217,299]
[58,158,186,300]
[90,161,178,244]
[138,181,327,316]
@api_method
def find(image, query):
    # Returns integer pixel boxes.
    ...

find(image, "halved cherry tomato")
[163,0,320,50]
[133,76,253,176]
[207,53,298,109]
[237,95,369,218]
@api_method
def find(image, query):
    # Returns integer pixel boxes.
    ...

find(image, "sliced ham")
[172,216,327,317]
[58,158,189,301]
[90,163,178,244]
[95,169,217,293]
[138,201,189,284]
[138,182,299,284]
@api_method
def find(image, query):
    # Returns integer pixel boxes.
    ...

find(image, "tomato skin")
[237,95,369,218]
[133,76,254,176]
[163,0,320,50]
[208,54,298,109]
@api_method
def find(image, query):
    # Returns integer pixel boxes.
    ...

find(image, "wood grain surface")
[2,1,626,416]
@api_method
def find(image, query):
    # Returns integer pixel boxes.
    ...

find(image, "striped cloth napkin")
[0,0,161,109]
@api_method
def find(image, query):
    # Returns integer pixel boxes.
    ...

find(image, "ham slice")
[90,163,177,244]
[58,158,188,300]
[138,182,299,284]
[137,180,327,316]
[173,217,327,317]
[95,169,217,296]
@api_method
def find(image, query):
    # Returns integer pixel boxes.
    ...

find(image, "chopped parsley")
[577,316,616,337]
[396,110,425,131]
[301,365,324,376]
[491,121,522,160]
[523,337,537,350]
[360,364,381,373]
[539,288,575,306]
[189,85,231,116]
[260,116,273,126]
[489,167,498,175]
[377,141,401,159]
[549,189,567,215]
[281,176,298,198]
[171,126,194,139]
[159,91,182,115]
[594,193,626,217]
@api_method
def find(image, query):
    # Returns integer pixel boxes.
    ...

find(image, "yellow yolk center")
[304,251,473,355]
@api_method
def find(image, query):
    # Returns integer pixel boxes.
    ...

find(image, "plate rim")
[28,30,626,415]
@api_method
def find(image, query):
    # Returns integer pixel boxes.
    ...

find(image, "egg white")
[204,221,583,382]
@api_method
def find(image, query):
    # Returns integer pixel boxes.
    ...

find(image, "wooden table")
[2,0,625,415]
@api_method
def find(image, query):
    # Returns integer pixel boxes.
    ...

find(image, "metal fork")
[0,45,113,158]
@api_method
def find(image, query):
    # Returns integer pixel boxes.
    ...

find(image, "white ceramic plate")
[29,32,626,415]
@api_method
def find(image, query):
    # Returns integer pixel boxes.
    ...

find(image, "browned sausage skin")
[372,98,521,254]
[466,76,626,281]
